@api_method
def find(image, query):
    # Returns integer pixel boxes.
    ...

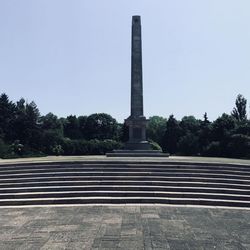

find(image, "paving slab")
[0,205,250,250]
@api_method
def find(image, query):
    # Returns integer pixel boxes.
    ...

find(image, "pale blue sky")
[0,0,250,122]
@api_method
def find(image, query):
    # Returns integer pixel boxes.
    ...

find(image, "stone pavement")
[0,205,250,250]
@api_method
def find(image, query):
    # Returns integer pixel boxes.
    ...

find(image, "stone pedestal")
[124,116,151,150]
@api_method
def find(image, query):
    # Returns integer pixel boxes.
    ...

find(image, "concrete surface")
[0,205,250,249]
[1,156,250,249]
[1,155,250,166]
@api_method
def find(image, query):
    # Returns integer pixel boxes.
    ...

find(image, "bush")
[40,130,64,154]
[51,145,64,156]
[86,139,123,155]
[1,142,46,159]
[60,139,123,156]
[149,140,162,151]
[10,140,24,156]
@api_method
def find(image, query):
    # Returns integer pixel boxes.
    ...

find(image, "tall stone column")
[131,16,143,118]
[106,15,169,156]
[125,16,150,150]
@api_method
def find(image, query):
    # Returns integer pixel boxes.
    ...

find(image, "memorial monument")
[107,16,168,157]
[125,15,151,150]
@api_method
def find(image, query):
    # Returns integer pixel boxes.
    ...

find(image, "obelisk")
[106,16,169,156]
[124,16,151,150]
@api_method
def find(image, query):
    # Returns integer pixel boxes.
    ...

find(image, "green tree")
[40,130,63,154]
[199,113,212,154]
[0,93,16,141]
[233,120,250,136]
[162,115,181,154]
[231,94,247,121]
[119,123,129,142]
[226,134,250,158]
[208,113,236,157]
[78,116,88,139]
[178,133,199,156]
[177,116,201,155]
[147,116,166,146]
[40,113,62,132]
[179,116,201,136]
[13,99,42,149]
[63,115,82,139]
[0,138,9,158]
[85,113,118,140]
[211,113,236,142]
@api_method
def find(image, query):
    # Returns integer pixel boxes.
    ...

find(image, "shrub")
[149,140,162,151]
[61,139,123,156]
[51,145,64,156]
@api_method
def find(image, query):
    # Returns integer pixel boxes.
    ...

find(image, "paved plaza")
[0,205,250,250]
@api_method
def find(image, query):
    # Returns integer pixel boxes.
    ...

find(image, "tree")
[231,94,247,121]
[85,113,118,140]
[119,122,129,142]
[12,99,42,149]
[179,116,201,135]
[199,113,212,154]
[0,138,8,158]
[209,113,236,157]
[233,120,250,136]
[178,133,199,156]
[203,112,209,125]
[40,113,62,131]
[41,130,63,154]
[226,134,250,158]
[162,115,181,154]
[0,93,16,141]
[211,113,236,142]
[147,116,167,146]
[177,116,201,155]
[78,116,88,139]
[63,115,82,139]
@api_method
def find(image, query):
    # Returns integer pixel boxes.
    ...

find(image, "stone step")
[0,197,250,207]
[0,175,249,185]
[0,185,249,195]
[1,167,250,176]
[1,163,250,171]
[0,161,249,208]
[0,171,250,180]
[0,180,250,189]
[0,190,250,200]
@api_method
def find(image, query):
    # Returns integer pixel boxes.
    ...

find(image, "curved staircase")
[0,160,250,208]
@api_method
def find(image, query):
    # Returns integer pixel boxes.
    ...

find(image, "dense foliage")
[0,93,249,159]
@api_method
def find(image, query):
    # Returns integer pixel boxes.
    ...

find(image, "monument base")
[106,149,169,157]
[125,141,151,150]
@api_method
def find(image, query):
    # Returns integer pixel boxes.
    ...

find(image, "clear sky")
[0,0,250,122]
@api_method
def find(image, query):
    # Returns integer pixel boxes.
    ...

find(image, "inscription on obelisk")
[125,16,151,150]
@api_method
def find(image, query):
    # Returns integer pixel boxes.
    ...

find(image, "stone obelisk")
[124,16,151,150]
[106,16,168,156]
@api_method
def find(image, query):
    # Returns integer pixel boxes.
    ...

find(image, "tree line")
[0,93,249,159]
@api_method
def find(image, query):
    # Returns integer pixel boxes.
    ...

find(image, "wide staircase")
[0,160,249,207]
